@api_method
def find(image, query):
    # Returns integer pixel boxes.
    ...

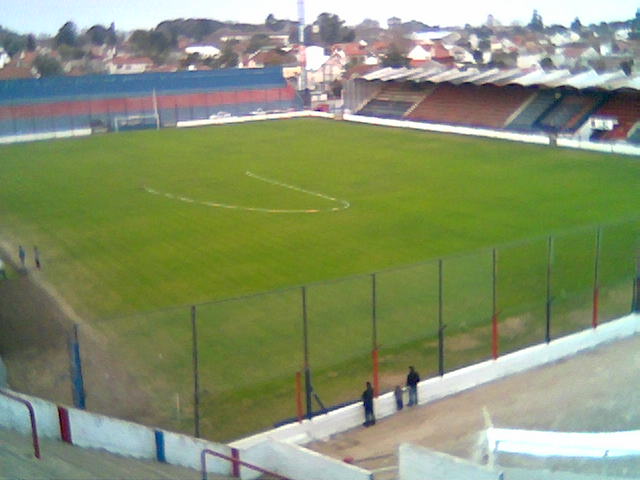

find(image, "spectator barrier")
[231,313,640,449]
[343,114,640,156]
[487,427,640,458]
[398,443,502,480]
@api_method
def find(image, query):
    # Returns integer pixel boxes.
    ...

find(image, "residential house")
[108,56,153,74]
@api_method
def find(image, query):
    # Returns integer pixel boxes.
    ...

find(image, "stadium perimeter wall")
[343,114,640,156]
[0,67,301,141]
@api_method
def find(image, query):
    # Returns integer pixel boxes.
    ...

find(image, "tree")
[128,29,171,62]
[87,25,108,45]
[210,41,239,69]
[33,54,63,76]
[247,34,270,53]
[0,30,26,57]
[571,17,582,32]
[528,10,544,32]
[315,13,355,45]
[381,44,409,68]
[55,21,77,47]
[26,34,36,51]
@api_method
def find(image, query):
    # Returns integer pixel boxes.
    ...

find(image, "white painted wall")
[163,430,233,474]
[0,128,92,145]
[0,390,60,438]
[487,427,640,458]
[68,408,156,459]
[399,443,502,480]
[343,114,640,156]
[242,440,373,480]
[232,314,640,450]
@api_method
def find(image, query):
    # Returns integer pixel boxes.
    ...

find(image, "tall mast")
[297,0,307,91]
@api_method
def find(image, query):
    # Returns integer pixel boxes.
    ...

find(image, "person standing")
[0,258,6,279]
[406,366,420,406]
[34,246,41,270]
[361,381,375,427]
[18,245,26,269]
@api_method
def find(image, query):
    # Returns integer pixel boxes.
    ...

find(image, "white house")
[185,45,220,58]
[0,48,10,69]
[108,56,153,74]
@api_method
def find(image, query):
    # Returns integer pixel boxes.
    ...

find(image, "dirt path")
[308,333,640,478]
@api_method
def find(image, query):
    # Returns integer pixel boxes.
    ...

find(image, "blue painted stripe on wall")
[154,430,166,463]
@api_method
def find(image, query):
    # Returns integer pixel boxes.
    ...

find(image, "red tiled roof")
[0,65,36,79]
[111,56,153,66]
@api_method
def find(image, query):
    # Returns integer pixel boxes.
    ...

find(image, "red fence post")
[492,313,499,360]
[57,406,72,444]
[295,371,303,423]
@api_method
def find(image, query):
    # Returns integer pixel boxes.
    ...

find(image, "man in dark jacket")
[406,366,420,406]
[362,381,375,426]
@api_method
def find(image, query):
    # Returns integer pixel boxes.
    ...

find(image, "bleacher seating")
[407,84,533,129]
[356,83,429,119]
[506,90,558,131]
[537,92,604,132]
[593,92,640,141]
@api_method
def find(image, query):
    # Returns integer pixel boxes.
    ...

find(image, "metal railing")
[0,389,40,459]
[201,447,293,480]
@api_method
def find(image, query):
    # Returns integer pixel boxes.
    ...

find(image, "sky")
[2,0,638,36]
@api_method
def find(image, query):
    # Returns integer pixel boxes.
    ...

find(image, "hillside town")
[1,9,640,101]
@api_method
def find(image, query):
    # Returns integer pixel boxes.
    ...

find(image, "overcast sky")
[3,0,638,35]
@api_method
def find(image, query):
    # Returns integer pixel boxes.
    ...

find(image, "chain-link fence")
[71,218,639,441]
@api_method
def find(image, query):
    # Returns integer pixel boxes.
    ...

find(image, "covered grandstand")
[344,66,640,143]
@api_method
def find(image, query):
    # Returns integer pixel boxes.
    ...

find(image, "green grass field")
[1,118,639,440]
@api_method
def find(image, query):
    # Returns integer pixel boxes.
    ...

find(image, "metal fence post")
[592,227,601,329]
[69,323,86,409]
[371,273,379,397]
[302,286,312,419]
[491,248,499,360]
[545,236,554,343]
[438,259,445,376]
[191,305,201,438]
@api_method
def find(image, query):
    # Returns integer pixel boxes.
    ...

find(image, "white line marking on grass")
[143,171,350,214]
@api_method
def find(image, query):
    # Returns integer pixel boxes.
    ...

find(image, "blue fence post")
[69,324,86,409]
[154,430,166,463]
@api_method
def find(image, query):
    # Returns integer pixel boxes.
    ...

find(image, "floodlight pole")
[438,259,445,376]
[191,305,201,437]
[297,0,307,92]
[302,286,312,419]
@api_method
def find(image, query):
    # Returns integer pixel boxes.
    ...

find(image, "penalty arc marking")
[143,171,350,214]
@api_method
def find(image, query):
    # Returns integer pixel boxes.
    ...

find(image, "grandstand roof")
[358,66,640,92]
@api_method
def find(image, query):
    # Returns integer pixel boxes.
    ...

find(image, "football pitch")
[1,118,639,440]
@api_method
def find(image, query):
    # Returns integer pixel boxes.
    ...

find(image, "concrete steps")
[0,427,234,480]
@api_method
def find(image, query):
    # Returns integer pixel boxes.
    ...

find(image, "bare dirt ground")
[0,246,150,423]
[308,332,640,478]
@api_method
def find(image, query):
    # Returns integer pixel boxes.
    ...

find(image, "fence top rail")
[200,448,293,480]
[0,389,41,459]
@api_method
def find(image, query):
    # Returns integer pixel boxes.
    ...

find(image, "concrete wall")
[343,114,640,156]
[0,128,92,144]
[487,427,640,458]
[68,408,156,459]
[242,440,373,480]
[176,110,333,128]
[398,443,502,480]
[232,314,640,449]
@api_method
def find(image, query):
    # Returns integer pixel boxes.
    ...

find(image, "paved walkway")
[308,333,640,478]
